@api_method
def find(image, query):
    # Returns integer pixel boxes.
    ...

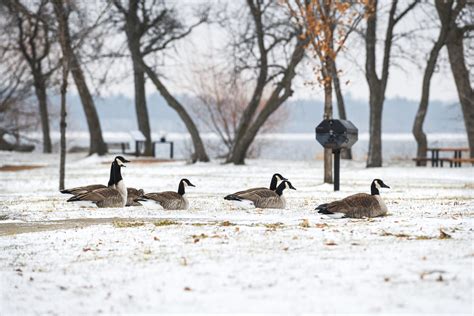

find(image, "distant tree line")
[0,1,472,180]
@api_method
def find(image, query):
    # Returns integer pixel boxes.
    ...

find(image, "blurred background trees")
[0,0,471,170]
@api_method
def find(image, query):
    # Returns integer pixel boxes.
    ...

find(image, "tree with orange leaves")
[285,0,367,183]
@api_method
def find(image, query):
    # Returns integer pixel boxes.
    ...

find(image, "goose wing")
[236,188,278,203]
[126,187,145,206]
[68,187,121,203]
[232,186,267,195]
[144,191,185,209]
[61,184,106,195]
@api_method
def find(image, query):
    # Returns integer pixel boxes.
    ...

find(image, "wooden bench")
[439,158,474,168]
[414,147,471,167]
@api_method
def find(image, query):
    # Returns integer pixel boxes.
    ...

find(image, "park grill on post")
[315,119,358,191]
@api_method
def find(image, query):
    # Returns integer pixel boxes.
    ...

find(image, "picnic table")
[105,130,146,157]
[152,137,174,159]
[413,147,472,167]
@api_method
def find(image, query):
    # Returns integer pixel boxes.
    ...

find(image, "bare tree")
[412,1,452,165]
[112,0,209,162]
[52,0,107,156]
[188,67,288,159]
[110,0,152,155]
[0,18,37,152]
[3,0,57,153]
[223,0,308,165]
[286,0,364,181]
[438,0,473,158]
[365,0,419,167]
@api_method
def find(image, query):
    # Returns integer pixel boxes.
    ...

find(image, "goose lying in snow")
[61,156,144,206]
[142,179,195,210]
[315,179,390,218]
[66,156,129,208]
[224,180,296,209]
[232,173,287,196]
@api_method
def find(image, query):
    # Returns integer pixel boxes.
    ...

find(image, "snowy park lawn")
[0,152,473,314]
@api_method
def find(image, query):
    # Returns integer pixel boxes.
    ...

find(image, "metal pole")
[333,149,340,191]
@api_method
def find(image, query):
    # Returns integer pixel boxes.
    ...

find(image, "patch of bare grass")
[113,221,145,228]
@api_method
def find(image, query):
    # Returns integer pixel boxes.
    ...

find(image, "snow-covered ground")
[0,152,473,314]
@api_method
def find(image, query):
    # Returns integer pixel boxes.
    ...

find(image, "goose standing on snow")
[66,156,130,208]
[142,178,195,210]
[224,180,296,209]
[315,179,390,218]
[232,173,287,195]
[61,156,144,206]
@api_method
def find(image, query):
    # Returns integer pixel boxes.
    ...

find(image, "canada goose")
[67,156,129,208]
[224,180,296,209]
[61,156,144,207]
[142,178,195,210]
[232,173,287,196]
[315,179,390,218]
[127,188,145,206]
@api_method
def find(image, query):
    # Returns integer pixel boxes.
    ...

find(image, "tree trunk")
[52,0,107,156]
[32,76,52,153]
[131,60,153,156]
[446,29,474,158]
[331,60,352,160]
[412,11,448,165]
[59,61,69,190]
[323,63,333,183]
[123,1,153,156]
[367,92,383,167]
[140,60,209,162]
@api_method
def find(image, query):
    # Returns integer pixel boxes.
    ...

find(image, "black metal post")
[333,149,340,191]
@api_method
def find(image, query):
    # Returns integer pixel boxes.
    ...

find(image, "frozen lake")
[28,131,469,161]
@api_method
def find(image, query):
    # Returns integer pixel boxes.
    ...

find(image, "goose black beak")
[123,159,130,163]
[189,183,196,187]
[382,184,390,189]
[290,185,296,190]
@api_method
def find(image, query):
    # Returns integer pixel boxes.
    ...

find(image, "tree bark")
[52,0,107,156]
[412,2,449,165]
[59,60,69,190]
[323,57,333,183]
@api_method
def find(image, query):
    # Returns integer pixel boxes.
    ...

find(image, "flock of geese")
[60,156,391,219]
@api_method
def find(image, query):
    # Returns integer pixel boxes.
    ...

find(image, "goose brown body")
[65,156,129,208]
[319,193,387,218]
[143,179,195,210]
[143,191,188,210]
[224,180,296,209]
[316,179,390,218]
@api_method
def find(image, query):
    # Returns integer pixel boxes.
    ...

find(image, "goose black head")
[371,179,390,195]
[275,180,296,196]
[114,156,130,167]
[270,173,288,190]
[178,178,195,195]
